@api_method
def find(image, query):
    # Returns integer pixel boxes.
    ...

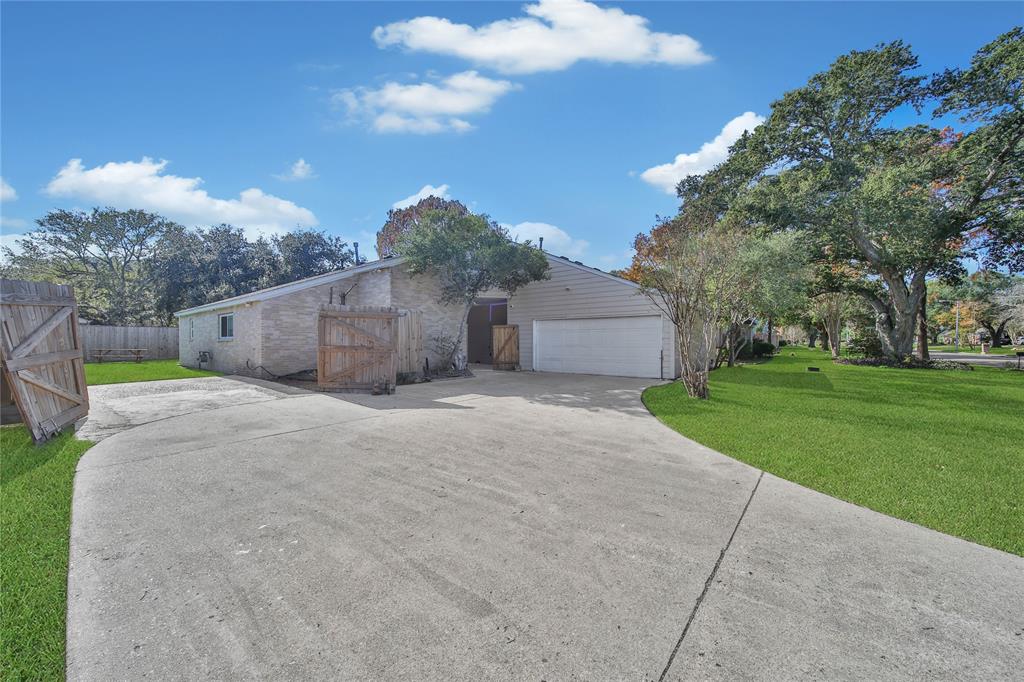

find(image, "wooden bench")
[92,348,147,363]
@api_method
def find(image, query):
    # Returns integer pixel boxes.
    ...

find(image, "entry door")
[533,316,663,378]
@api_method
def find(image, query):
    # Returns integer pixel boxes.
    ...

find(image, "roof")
[173,250,638,317]
[173,257,405,317]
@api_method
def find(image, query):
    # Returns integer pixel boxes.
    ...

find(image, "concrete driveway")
[67,371,1024,680]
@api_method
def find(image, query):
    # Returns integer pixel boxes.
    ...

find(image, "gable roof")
[173,251,638,317]
[174,257,405,317]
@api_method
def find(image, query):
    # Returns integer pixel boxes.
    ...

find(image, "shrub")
[739,340,776,359]
[847,327,885,358]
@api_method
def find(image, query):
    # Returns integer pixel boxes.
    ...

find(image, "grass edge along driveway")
[1,426,93,679]
[85,358,220,385]
[644,346,1023,556]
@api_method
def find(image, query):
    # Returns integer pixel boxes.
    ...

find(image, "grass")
[85,358,220,385]
[1,426,93,680]
[926,344,1020,356]
[644,346,1024,556]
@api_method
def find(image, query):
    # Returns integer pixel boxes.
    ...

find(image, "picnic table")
[92,348,147,363]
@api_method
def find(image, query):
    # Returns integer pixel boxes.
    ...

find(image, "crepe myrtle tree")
[395,207,549,369]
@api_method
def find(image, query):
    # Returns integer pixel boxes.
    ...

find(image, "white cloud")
[274,158,316,181]
[45,158,318,236]
[335,70,519,134]
[505,221,589,258]
[393,183,451,209]
[0,177,16,202]
[373,0,711,75]
[640,112,765,195]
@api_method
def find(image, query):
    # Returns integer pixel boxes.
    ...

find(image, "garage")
[533,315,664,378]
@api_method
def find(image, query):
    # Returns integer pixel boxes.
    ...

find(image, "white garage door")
[534,316,663,378]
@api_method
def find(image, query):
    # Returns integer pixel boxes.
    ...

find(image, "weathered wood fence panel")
[318,305,399,392]
[492,324,519,370]
[80,325,178,362]
[397,310,423,374]
[0,278,89,442]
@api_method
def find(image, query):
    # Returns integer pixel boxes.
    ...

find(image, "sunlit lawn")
[644,346,1023,556]
[85,359,220,385]
[1,426,93,679]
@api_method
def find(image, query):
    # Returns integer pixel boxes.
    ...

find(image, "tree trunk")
[861,269,927,361]
[917,294,929,361]
[819,327,829,354]
[827,318,842,359]
[679,335,709,399]
[808,329,818,348]
[767,316,774,346]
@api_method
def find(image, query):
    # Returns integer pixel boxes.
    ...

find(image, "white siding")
[507,257,678,378]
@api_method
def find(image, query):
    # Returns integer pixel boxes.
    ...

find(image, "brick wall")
[389,265,467,369]
[178,302,262,375]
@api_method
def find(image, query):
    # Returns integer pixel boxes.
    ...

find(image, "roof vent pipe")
[539,236,544,251]
[353,242,361,265]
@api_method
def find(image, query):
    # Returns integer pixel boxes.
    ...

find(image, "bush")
[778,339,789,347]
[847,328,885,358]
[739,340,776,359]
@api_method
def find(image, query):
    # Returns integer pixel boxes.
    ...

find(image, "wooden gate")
[318,305,400,392]
[492,324,519,370]
[0,279,89,442]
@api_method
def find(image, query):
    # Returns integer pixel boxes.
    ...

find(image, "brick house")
[175,254,680,379]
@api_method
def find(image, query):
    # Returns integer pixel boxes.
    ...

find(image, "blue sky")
[1,1,1018,269]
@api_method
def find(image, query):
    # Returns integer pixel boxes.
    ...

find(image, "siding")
[507,258,678,378]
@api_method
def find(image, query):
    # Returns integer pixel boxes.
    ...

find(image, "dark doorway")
[467,299,508,364]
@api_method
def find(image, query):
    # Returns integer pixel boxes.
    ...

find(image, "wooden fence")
[1,278,89,441]
[397,310,423,374]
[80,325,178,362]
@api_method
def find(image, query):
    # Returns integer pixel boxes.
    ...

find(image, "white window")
[218,313,234,340]
[189,318,194,340]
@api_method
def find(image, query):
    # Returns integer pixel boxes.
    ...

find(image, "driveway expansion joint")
[658,470,764,681]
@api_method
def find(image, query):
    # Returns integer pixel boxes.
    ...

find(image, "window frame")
[217,313,234,341]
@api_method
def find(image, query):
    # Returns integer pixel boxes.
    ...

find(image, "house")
[175,253,679,380]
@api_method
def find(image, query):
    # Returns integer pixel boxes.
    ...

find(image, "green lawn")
[85,359,220,385]
[1,426,93,680]
[644,346,1023,556]
[926,344,1020,356]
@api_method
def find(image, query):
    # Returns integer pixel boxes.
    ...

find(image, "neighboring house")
[175,253,679,379]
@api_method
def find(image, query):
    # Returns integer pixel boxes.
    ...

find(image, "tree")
[150,224,281,322]
[2,208,173,324]
[396,208,549,368]
[376,196,469,258]
[738,231,812,348]
[994,280,1024,342]
[959,271,1021,345]
[932,28,1024,274]
[630,205,749,398]
[809,293,856,359]
[272,230,353,285]
[734,32,1023,361]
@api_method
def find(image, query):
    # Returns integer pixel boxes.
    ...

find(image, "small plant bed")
[85,359,221,385]
[643,346,1024,556]
[1,426,94,678]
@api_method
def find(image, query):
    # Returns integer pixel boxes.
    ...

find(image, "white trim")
[174,257,405,317]
[217,312,235,340]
